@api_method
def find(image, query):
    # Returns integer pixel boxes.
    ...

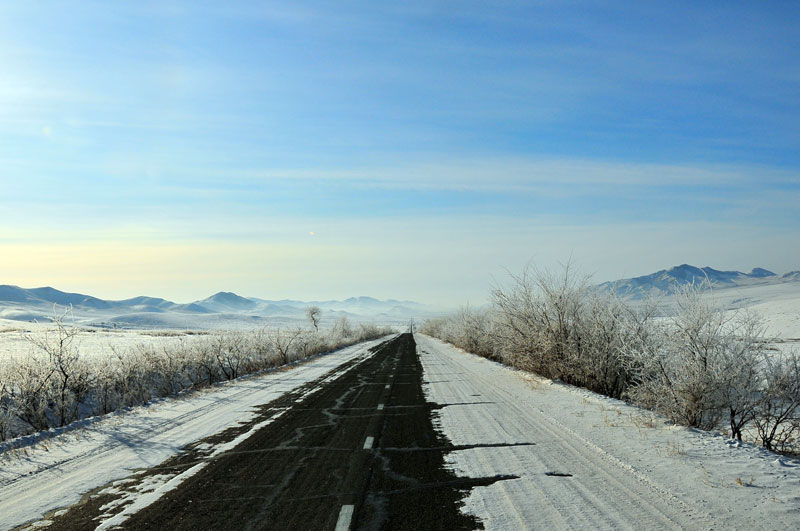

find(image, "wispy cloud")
[1,1,798,302]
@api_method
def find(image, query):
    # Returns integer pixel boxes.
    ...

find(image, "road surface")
[25,333,797,530]
[40,334,504,530]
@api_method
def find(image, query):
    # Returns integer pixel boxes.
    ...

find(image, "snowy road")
[417,334,800,530]
[4,334,800,530]
[0,336,392,530]
[11,334,489,530]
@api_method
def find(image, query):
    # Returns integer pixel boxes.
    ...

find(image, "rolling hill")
[0,285,444,329]
[597,264,800,299]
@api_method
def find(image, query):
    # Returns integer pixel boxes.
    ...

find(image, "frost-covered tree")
[626,284,766,432]
[0,363,19,439]
[270,327,304,365]
[305,306,322,332]
[754,350,800,451]
[0,320,393,442]
[491,262,588,382]
[332,316,353,340]
[25,310,89,427]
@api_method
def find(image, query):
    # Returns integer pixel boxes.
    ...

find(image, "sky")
[1,1,799,306]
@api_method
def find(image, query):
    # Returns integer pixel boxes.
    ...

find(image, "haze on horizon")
[1,1,798,306]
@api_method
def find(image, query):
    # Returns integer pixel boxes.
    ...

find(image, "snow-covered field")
[0,277,797,529]
[0,336,391,530]
[708,281,800,341]
[0,319,210,363]
[645,281,800,352]
[418,334,800,530]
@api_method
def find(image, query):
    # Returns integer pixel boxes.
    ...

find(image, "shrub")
[422,263,794,453]
[0,318,392,443]
[753,350,800,451]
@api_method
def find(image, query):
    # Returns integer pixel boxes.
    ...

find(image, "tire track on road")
[416,334,719,530]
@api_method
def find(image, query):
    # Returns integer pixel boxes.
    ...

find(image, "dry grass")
[630,413,659,430]
[0,327,28,333]
[655,439,687,458]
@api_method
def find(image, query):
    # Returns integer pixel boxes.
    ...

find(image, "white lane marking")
[335,505,354,531]
[363,436,375,449]
[377,404,384,410]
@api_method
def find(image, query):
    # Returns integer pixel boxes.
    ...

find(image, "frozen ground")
[0,336,392,530]
[707,281,800,341]
[642,281,800,353]
[0,319,211,364]
[700,281,800,355]
[418,334,800,530]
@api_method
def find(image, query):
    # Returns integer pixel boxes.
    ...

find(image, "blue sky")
[1,1,798,305]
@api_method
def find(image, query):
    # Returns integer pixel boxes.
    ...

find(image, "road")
[42,334,504,530]
[30,333,797,530]
[415,334,717,530]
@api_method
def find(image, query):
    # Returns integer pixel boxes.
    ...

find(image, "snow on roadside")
[94,412,285,530]
[0,336,390,530]
[418,334,800,530]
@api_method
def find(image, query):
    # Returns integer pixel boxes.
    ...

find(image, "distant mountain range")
[0,285,443,329]
[2,265,798,328]
[597,264,800,299]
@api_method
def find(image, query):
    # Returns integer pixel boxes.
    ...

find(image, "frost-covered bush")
[421,263,796,453]
[450,307,497,360]
[626,285,768,432]
[576,293,656,399]
[0,319,392,443]
[19,317,92,428]
[331,316,354,341]
[420,307,497,360]
[5,350,53,432]
[0,364,18,440]
[489,264,638,398]
[753,350,800,451]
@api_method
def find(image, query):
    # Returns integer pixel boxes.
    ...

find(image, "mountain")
[596,265,787,299]
[0,285,40,304]
[197,292,258,312]
[0,286,204,314]
[781,271,800,281]
[117,296,176,310]
[0,285,117,310]
[0,285,442,328]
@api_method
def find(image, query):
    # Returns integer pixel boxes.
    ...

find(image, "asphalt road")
[43,334,506,530]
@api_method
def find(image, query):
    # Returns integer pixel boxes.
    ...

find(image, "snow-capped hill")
[0,285,443,328]
[339,296,389,311]
[172,302,213,314]
[343,296,381,304]
[309,296,431,318]
[0,285,37,304]
[117,296,175,309]
[27,287,114,310]
[750,267,776,278]
[197,292,258,312]
[598,265,787,299]
[0,285,113,310]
